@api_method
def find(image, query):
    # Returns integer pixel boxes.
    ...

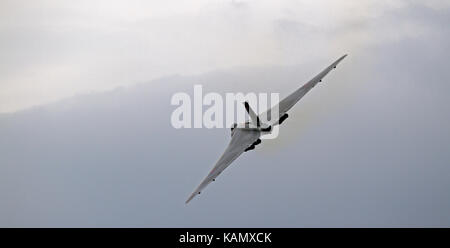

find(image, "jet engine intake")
[245,145,255,152]
[253,139,261,146]
[279,113,289,125]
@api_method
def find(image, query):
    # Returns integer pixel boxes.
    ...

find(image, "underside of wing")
[261,54,347,124]
[186,129,260,204]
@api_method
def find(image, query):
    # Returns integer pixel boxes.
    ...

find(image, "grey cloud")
[0,1,449,227]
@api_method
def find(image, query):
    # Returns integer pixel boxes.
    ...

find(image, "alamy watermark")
[170,85,281,139]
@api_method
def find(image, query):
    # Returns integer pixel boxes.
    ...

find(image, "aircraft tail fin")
[244,102,260,127]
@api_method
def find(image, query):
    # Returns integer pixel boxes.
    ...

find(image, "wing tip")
[338,54,348,62]
[185,196,193,204]
[185,191,200,204]
[331,54,348,69]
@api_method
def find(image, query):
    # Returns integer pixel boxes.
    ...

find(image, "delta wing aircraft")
[186,54,348,204]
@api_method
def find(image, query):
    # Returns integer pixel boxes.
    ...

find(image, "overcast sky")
[1,0,449,113]
[1,0,450,227]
